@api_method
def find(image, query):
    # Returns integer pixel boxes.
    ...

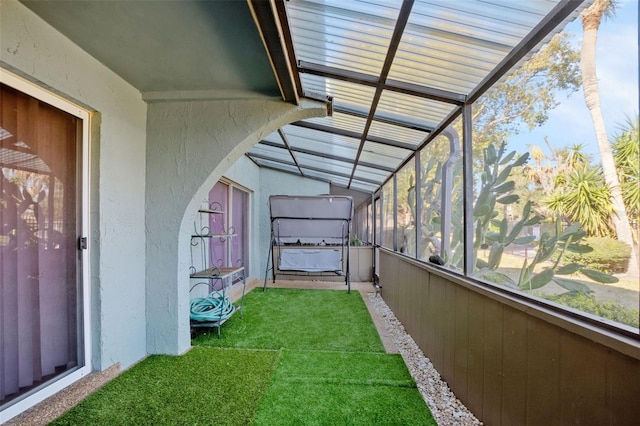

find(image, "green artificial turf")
[253,350,436,426]
[52,289,436,425]
[192,288,385,353]
[50,347,279,426]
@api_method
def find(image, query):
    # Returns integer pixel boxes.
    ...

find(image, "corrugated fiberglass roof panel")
[287,0,402,76]
[388,0,561,93]
[353,164,391,183]
[376,90,455,130]
[300,74,376,111]
[247,143,293,163]
[252,158,302,175]
[302,168,348,185]
[358,141,410,167]
[367,120,428,147]
[296,152,355,175]
[281,127,360,161]
[349,180,380,193]
[261,131,285,146]
[303,111,368,135]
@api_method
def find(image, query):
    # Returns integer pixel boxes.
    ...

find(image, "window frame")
[210,178,252,279]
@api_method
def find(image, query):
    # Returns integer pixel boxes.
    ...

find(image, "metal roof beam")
[291,121,416,151]
[248,0,300,103]
[298,60,465,105]
[348,0,415,188]
[333,104,435,133]
[277,128,305,176]
[246,152,382,185]
[258,140,396,172]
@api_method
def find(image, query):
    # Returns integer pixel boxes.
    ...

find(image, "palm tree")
[612,116,640,242]
[579,0,638,275]
[546,166,615,238]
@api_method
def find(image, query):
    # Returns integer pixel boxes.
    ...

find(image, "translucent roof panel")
[367,120,429,148]
[353,164,390,183]
[281,125,360,161]
[296,152,355,176]
[358,141,411,168]
[303,111,368,135]
[348,180,380,193]
[246,143,293,163]
[389,0,560,93]
[287,0,402,76]
[261,131,285,146]
[301,169,350,186]
[252,158,302,175]
[300,74,376,111]
[376,89,456,130]
[273,0,585,195]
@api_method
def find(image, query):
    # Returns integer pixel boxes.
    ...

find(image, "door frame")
[0,68,92,422]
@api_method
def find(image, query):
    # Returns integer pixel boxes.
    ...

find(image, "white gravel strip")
[368,293,482,426]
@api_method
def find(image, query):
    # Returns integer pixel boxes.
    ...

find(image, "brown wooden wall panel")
[453,285,470,402]
[405,265,419,338]
[378,250,640,426]
[526,318,561,425]
[501,306,528,426]
[559,333,608,424]
[442,280,457,384]
[428,274,445,371]
[608,350,640,425]
[415,267,430,352]
[481,298,503,425]
[466,291,486,420]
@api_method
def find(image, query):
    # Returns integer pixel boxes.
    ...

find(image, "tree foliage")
[612,116,639,222]
[470,33,581,151]
[545,166,615,237]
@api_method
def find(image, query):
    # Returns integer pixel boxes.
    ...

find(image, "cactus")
[472,142,617,292]
[414,140,617,293]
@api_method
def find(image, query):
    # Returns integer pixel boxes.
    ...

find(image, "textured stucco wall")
[145,98,327,355]
[1,1,148,371]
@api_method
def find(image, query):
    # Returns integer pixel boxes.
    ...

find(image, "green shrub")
[564,237,631,273]
[543,292,639,328]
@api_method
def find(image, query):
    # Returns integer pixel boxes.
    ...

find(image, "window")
[380,180,395,250]
[354,201,373,246]
[371,7,638,334]
[1,76,90,411]
[396,159,416,256]
[418,124,464,270]
[467,21,639,332]
[208,180,250,281]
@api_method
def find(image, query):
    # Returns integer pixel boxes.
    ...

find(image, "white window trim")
[219,178,252,274]
[0,68,92,423]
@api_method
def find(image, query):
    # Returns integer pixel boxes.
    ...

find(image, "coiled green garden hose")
[190,292,236,322]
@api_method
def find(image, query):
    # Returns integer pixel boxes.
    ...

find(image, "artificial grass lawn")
[253,350,436,425]
[53,288,435,425]
[192,288,385,353]
[50,347,279,426]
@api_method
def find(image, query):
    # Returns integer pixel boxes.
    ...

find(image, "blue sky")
[508,0,639,161]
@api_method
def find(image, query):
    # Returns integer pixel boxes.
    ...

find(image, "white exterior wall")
[1,0,327,382]
[145,98,327,356]
[1,1,148,371]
